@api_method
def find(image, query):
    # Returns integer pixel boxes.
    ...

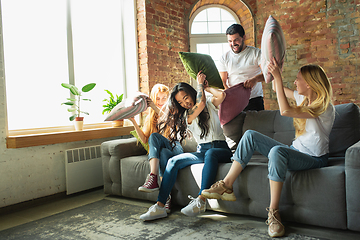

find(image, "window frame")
[2,0,139,148]
[189,4,240,53]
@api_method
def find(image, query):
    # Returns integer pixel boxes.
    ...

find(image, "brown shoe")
[266,208,285,237]
[201,180,236,201]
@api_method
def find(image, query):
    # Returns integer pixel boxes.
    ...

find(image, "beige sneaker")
[201,180,236,201]
[266,208,285,237]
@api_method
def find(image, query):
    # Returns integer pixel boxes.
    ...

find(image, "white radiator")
[65,145,103,195]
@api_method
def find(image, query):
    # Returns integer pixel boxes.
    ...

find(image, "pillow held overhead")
[261,15,286,83]
[104,92,148,121]
[178,52,224,89]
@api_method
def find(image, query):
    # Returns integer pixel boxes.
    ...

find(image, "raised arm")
[268,59,315,119]
[205,86,226,108]
[187,71,207,124]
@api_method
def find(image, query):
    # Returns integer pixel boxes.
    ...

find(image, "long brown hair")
[158,82,210,146]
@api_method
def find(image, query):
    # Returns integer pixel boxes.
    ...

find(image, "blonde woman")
[201,61,335,238]
[129,84,183,201]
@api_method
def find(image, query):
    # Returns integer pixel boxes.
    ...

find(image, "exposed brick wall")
[137,0,190,95]
[138,0,359,109]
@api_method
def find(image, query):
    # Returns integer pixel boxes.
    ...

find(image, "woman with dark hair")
[139,72,232,221]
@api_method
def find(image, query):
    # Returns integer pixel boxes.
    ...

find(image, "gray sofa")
[101,103,360,231]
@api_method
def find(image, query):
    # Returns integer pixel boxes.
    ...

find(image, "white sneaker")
[140,203,167,221]
[181,195,206,217]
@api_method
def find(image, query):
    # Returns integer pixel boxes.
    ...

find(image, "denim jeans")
[148,133,184,177]
[233,130,329,182]
[157,140,232,204]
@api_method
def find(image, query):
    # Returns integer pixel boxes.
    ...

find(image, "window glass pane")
[193,10,207,22]
[208,22,222,34]
[221,9,235,21]
[207,8,220,22]
[71,0,124,125]
[2,0,68,130]
[192,7,237,35]
[196,44,209,55]
[191,22,208,34]
[222,21,236,33]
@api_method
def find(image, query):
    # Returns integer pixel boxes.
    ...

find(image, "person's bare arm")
[219,71,229,90]
[187,72,207,124]
[268,59,314,119]
[243,73,265,89]
[129,117,150,143]
[272,80,295,100]
[205,87,226,108]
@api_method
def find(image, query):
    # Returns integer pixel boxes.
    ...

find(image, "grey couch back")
[223,103,360,157]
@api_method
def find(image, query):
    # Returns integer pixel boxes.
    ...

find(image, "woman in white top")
[202,60,335,238]
[139,72,232,221]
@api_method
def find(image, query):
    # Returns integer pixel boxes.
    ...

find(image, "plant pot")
[74,117,84,131]
[112,119,124,127]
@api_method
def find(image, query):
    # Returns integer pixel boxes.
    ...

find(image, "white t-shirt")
[217,46,263,99]
[291,91,335,157]
[187,96,226,144]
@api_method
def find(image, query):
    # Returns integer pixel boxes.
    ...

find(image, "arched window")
[189,5,239,69]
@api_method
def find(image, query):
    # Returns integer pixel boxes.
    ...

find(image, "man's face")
[227,33,245,54]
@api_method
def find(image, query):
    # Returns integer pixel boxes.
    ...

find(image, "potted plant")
[102,90,124,127]
[61,82,96,131]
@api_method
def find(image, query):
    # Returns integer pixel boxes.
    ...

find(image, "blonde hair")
[293,64,332,137]
[143,84,169,137]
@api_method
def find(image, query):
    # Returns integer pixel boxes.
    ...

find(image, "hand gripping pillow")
[261,15,286,83]
[218,82,251,126]
[104,92,148,121]
[178,52,224,89]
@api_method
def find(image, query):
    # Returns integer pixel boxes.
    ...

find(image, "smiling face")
[294,71,310,95]
[155,91,168,109]
[175,90,194,110]
[227,33,245,54]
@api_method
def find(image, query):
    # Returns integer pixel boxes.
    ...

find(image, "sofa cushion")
[222,112,246,151]
[329,103,360,157]
[178,52,224,89]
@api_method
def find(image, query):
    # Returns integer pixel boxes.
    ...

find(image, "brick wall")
[138,0,359,109]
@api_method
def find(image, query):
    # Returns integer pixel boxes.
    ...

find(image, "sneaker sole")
[201,191,236,201]
[268,228,285,237]
[140,212,167,221]
[138,186,159,193]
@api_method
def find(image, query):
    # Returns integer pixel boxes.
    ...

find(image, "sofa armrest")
[101,137,147,195]
[345,139,360,231]
[345,140,360,168]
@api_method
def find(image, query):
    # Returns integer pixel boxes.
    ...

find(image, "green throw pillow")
[178,52,224,89]
[130,130,149,153]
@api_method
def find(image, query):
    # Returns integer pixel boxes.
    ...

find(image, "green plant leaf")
[67,98,76,101]
[105,89,114,99]
[69,86,80,95]
[61,83,73,89]
[82,98,91,101]
[82,83,96,92]
[69,115,76,121]
[81,111,90,115]
[67,108,76,112]
[62,102,74,106]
